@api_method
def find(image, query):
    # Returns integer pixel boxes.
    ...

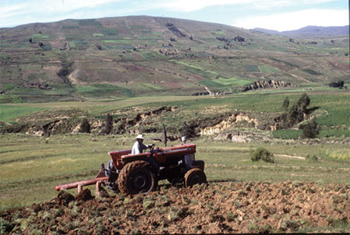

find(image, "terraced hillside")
[0,16,348,102]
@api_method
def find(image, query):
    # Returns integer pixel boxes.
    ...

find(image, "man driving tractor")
[131,134,154,154]
[56,133,206,195]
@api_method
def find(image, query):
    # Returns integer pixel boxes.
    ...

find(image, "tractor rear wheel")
[184,168,207,187]
[118,160,155,195]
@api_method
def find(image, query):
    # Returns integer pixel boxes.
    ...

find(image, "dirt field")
[1,181,350,234]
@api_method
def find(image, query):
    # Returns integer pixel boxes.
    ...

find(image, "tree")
[297,93,310,114]
[287,103,303,126]
[329,81,344,88]
[282,97,290,111]
[57,54,74,86]
[287,93,310,126]
[101,113,113,134]
[301,118,319,139]
[79,118,90,133]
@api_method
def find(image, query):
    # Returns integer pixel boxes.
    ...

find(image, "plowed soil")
[1,181,350,234]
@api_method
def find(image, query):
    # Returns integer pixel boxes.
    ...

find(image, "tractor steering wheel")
[148,144,155,153]
[150,145,161,156]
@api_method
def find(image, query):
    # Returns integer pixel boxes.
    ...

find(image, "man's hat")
[136,134,144,140]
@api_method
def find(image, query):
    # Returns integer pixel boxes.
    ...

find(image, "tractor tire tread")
[118,160,154,195]
[184,168,207,187]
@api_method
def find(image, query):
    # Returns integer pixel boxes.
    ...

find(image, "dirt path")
[275,154,305,160]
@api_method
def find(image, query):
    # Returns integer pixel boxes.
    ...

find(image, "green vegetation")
[250,147,275,163]
[78,19,102,26]
[103,39,130,44]
[76,84,135,98]
[1,134,350,210]
[245,65,260,73]
[0,105,45,123]
[272,129,302,139]
[1,90,349,136]
[0,18,349,222]
[0,17,348,101]
[211,30,226,36]
[32,34,50,42]
[93,33,104,37]
[259,65,280,73]
[301,118,319,139]
[0,90,349,208]
[319,129,350,138]
[211,77,252,87]
[103,29,119,36]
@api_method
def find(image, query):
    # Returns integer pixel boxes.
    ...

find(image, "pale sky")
[0,0,348,31]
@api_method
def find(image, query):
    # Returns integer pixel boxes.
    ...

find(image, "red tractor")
[56,143,206,195]
[106,143,206,194]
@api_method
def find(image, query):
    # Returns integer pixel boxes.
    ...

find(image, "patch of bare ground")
[275,154,305,160]
[2,181,350,234]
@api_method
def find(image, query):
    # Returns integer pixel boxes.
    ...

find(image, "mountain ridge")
[0,16,348,102]
[253,25,349,37]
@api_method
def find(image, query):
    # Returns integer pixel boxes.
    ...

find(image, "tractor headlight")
[190,154,196,163]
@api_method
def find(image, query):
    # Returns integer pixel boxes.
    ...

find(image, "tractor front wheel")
[184,168,207,187]
[118,160,155,195]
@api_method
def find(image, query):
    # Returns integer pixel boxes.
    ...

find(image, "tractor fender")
[122,153,159,170]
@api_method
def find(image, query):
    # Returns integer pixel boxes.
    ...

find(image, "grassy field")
[1,89,350,210]
[1,134,350,210]
[1,89,350,133]
[0,105,46,124]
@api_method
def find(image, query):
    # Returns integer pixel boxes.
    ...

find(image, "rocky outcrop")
[111,106,178,134]
[241,80,294,92]
[199,112,259,136]
[215,132,251,143]
[1,106,179,136]
[1,107,278,142]
[166,23,186,37]
[72,118,91,133]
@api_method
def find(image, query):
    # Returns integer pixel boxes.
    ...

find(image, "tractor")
[55,143,206,195]
[106,143,206,194]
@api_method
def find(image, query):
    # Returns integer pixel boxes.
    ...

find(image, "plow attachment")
[55,164,108,195]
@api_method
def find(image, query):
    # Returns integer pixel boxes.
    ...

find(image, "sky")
[0,0,348,31]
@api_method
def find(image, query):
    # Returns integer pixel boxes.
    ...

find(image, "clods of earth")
[1,181,350,234]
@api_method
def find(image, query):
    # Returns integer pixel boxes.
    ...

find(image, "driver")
[131,134,154,154]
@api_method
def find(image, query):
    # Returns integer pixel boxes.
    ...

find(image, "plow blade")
[55,177,109,192]
[55,164,109,194]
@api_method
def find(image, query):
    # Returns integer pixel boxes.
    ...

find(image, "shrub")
[329,81,344,88]
[301,118,319,139]
[41,44,52,51]
[305,154,318,162]
[79,118,91,133]
[282,97,289,111]
[250,147,274,163]
[101,114,113,134]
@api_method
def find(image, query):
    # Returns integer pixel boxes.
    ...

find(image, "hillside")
[253,25,349,38]
[0,16,349,102]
